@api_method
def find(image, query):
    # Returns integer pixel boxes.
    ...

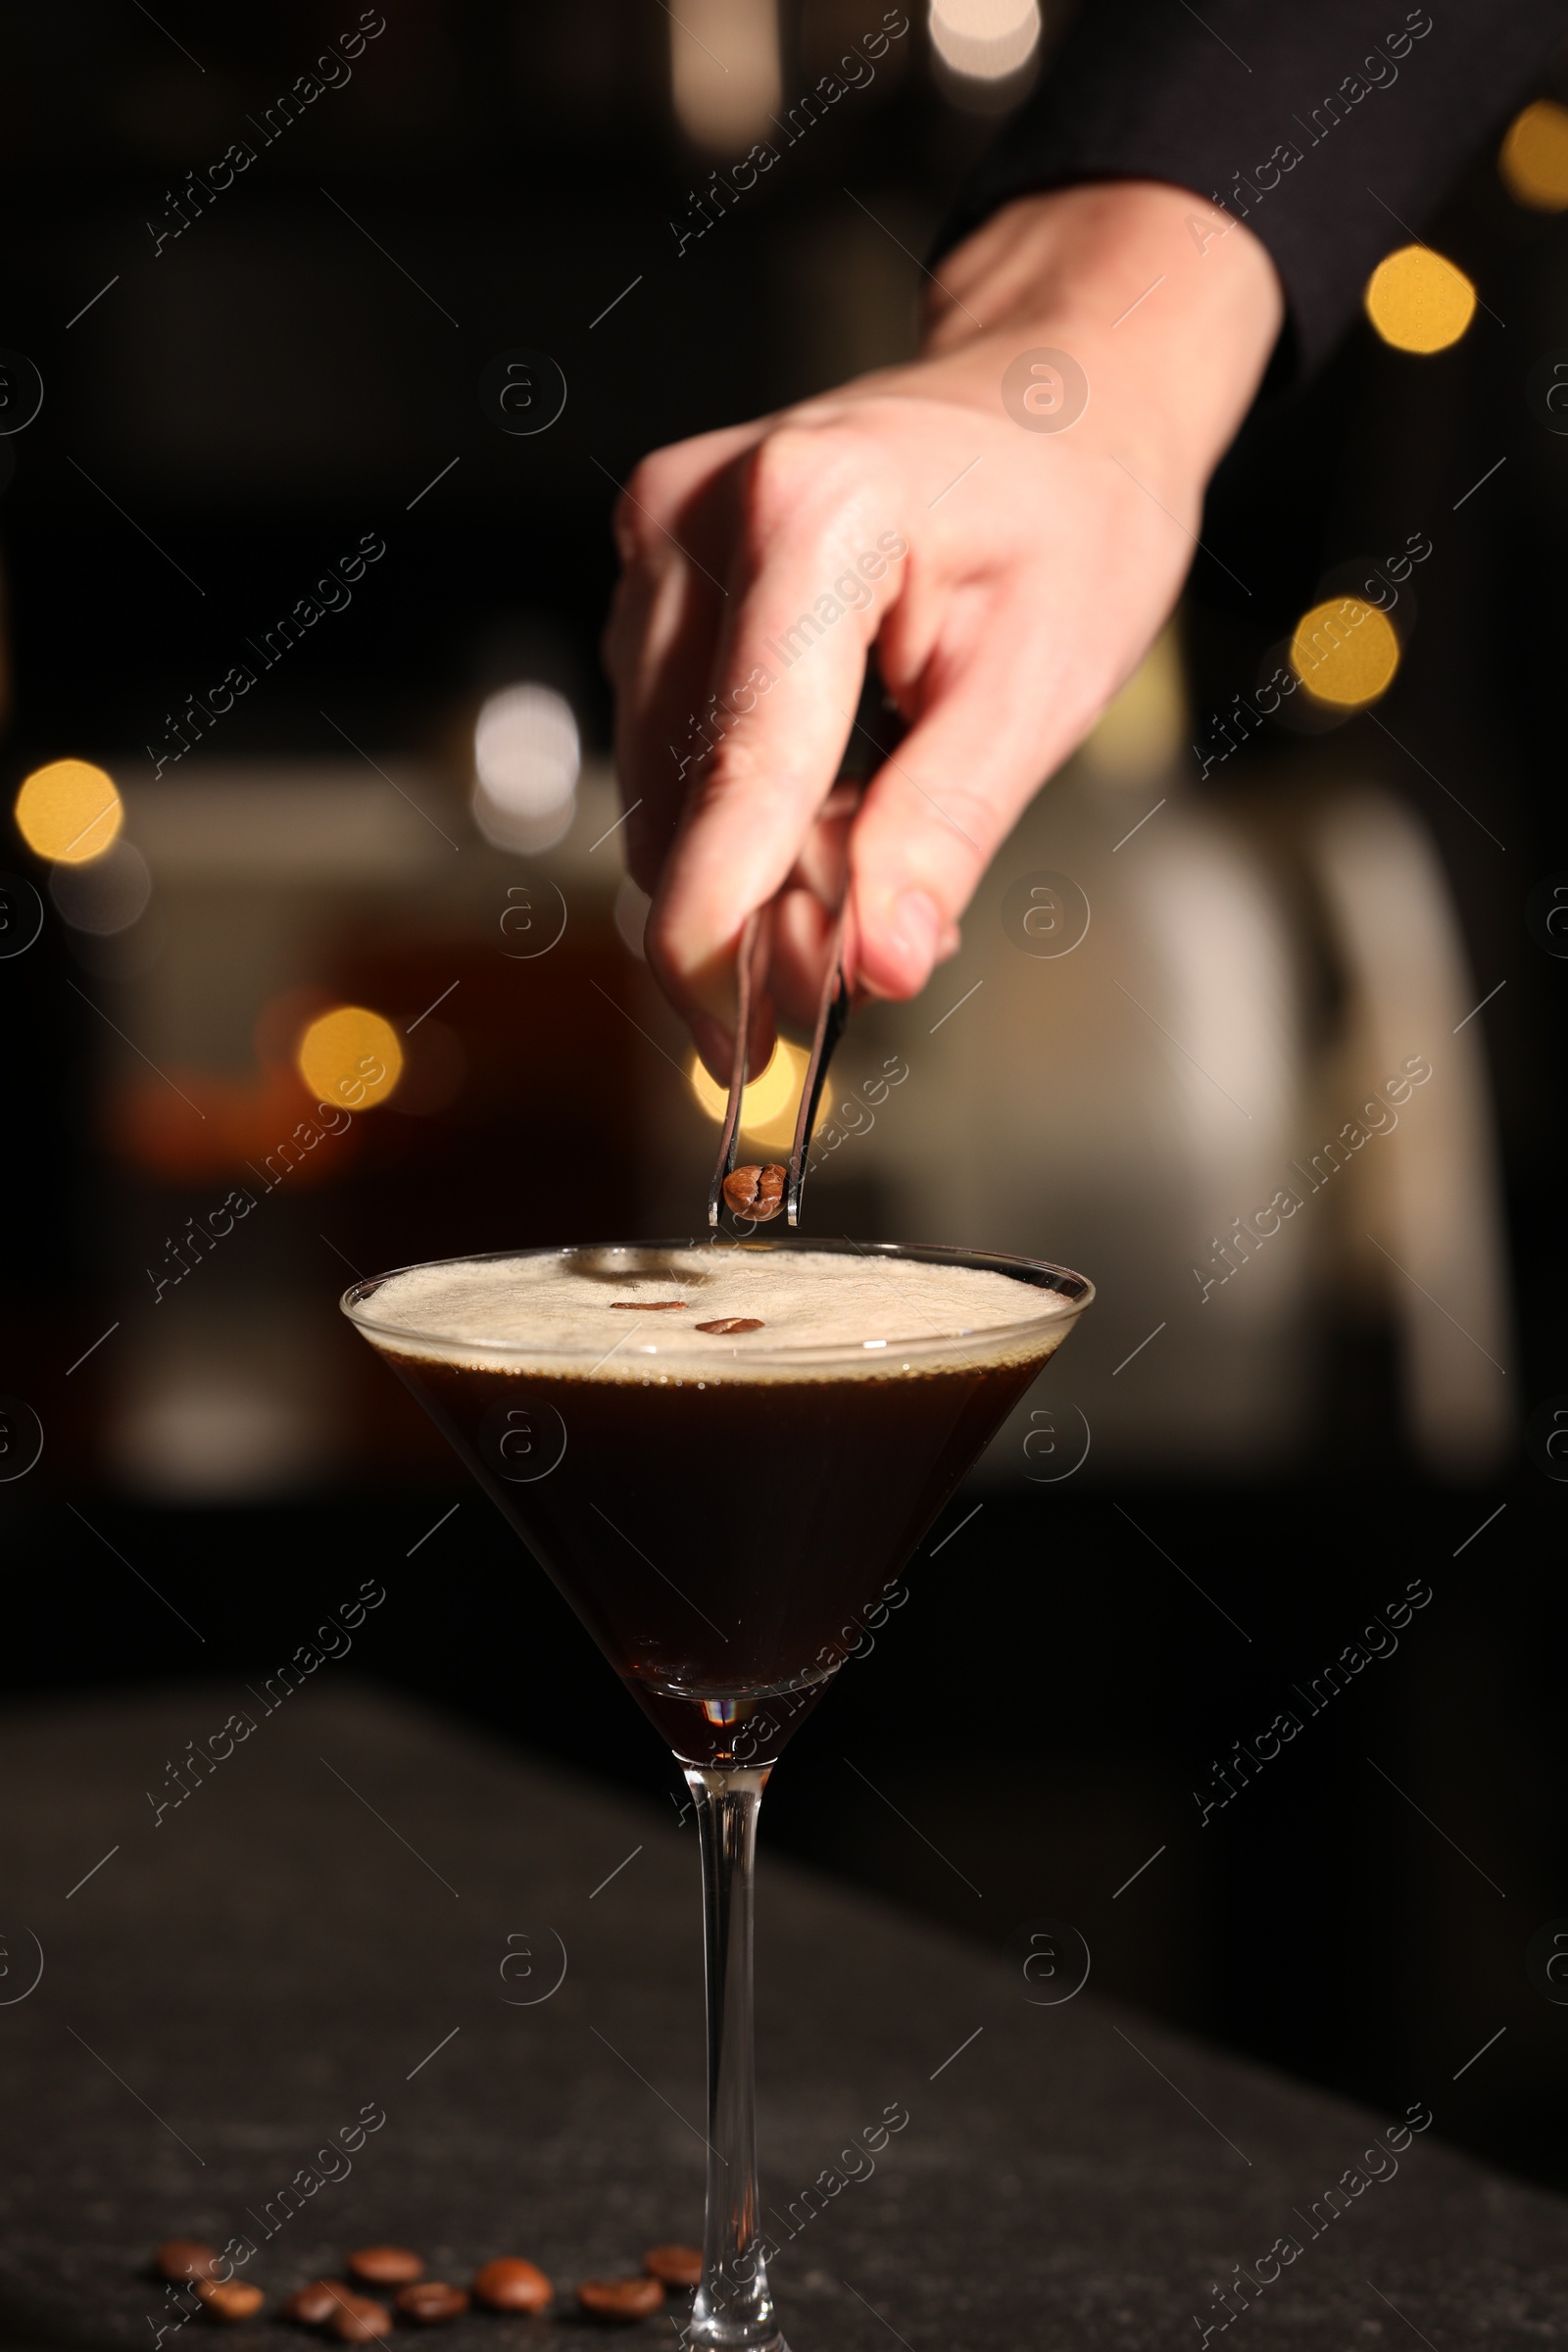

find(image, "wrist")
[915,180,1284,485]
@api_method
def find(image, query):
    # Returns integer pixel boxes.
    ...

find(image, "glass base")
[687,2331,790,2352]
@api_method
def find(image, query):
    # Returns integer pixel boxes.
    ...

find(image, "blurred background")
[2,0,1566,2198]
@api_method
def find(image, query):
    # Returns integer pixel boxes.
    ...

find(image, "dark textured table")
[1,1680,1562,2350]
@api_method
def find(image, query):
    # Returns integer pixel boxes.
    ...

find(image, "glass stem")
[684,1765,784,2352]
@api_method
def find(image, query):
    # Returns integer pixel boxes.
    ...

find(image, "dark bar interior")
[3,4,1566,2345]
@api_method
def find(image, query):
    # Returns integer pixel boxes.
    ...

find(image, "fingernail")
[892,891,942,971]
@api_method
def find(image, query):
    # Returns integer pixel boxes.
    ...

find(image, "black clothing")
[938,0,1568,376]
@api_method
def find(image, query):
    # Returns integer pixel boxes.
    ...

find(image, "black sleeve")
[933,0,1568,378]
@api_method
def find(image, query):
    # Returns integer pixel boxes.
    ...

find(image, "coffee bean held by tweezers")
[722,1164,784,1220]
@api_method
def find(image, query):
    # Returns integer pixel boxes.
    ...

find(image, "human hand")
[601,178,1282,1078]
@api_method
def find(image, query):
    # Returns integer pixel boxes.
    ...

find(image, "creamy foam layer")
[351,1246,1080,1378]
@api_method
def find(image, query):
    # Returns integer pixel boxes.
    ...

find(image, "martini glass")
[343,1237,1092,2351]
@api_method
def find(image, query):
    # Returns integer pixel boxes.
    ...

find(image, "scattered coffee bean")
[722,1164,785,1221]
[471,2258,553,2313]
[195,2279,264,2322]
[395,2282,469,2325]
[694,1318,763,1336]
[157,2240,218,2283]
[281,2279,353,2327]
[578,2277,667,2322]
[347,2248,422,2286]
[328,2296,391,2343]
[642,2245,703,2288]
[611,1299,687,1310]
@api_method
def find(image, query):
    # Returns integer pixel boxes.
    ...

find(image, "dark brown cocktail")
[343,1237,1091,2352]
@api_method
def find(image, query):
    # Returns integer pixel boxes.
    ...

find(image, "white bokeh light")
[929,0,1041,82]
[470,683,580,853]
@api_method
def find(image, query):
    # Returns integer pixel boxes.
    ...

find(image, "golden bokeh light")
[1364,245,1476,354]
[296,1005,404,1110]
[14,760,123,864]
[1499,99,1568,211]
[1290,598,1401,708]
[689,1037,824,1151]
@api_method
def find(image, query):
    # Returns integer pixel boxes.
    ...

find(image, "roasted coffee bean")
[471,2258,553,2313]
[157,2240,219,2283]
[722,1164,784,1221]
[694,1318,763,1336]
[394,2282,469,2325]
[346,2248,422,2286]
[195,2279,264,2322]
[642,2245,703,2288]
[611,1299,687,1310]
[578,2277,667,2322]
[281,2279,352,2327]
[328,2296,391,2342]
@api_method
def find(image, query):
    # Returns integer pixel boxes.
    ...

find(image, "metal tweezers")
[706,657,903,1233]
[707,897,852,1232]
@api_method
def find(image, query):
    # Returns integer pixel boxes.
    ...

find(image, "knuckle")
[860,773,995,889]
[743,424,867,554]
[933,779,1003,858]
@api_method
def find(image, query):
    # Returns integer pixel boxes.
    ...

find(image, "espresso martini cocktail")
[345,1242,1088,1764]
[343,1238,1092,2352]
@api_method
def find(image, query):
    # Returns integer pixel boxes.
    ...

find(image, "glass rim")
[339,1236,1094,1370]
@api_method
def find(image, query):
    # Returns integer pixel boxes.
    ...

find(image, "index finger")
[645,426,910,1054]
[601,421,763,897]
